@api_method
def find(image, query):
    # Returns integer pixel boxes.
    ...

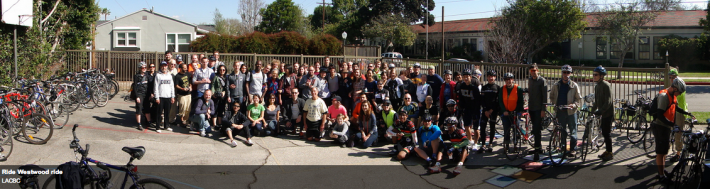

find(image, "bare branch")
[40,0,62,25]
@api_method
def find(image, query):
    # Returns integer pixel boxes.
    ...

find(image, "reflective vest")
[659,89,677,123]
[382,110,396,127]
[503,84,519,112]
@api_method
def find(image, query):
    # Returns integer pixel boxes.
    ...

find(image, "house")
[94,8,211,52]
[403,10,706,65]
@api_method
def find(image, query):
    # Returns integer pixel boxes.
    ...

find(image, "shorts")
[142,97,153,114]
[462,110,480,130]
[418,140,445,155]
[135,97,144,115]
[652,123,671,155]
[396,143,415,155]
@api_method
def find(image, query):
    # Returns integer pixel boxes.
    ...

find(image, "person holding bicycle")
[651,78,694,183]
[499,73,524,154]
[591,66,614,161]
[527,64,548,161]
[668,68,688,162]
[549,65,582,158]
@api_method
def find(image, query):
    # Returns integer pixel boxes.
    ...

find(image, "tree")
[594,0,679,78]
[214,9,246,36]
[330,0,435,43]
[100,8,111,20]
[486,0,586,63]
[362,14,416,52]
[239,0,266,33]
[309,5,344,31]
[256,0,304,33]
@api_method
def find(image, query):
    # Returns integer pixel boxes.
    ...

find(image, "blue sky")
[97,0,707,25]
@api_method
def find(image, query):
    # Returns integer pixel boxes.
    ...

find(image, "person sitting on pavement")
[379,100,396,141]
[418,96,438,126]
[264,93,280,136]
[329,114,350,147]
[304,87,329,141]
[443,117,469,175]
[438,99,459,126]
[190,90,216,137]
[327,96,349,130]
[349,101,378,148]
[414,115,444,174]
[246,94,266,137]
[387,110,418,160]
[222,103,253,147]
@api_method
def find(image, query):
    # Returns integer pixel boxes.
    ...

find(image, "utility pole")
[317,0,333,34]
[441,6,445,62]
[426,0,428,60]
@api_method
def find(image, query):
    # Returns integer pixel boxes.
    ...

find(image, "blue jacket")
[418,124,442,146]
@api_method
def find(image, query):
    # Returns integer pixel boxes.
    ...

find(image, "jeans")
[245,120,264,137]
[353,131,378,148]
[557,112,578,151]
[266,120,278,136]
[190,114,212,132]
[500,113,515,143]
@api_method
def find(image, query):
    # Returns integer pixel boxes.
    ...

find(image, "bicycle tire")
[21,113,54,144]
[48,102,69,129]
[92,85,108,107]
[0,115,13,161]
[642,127,655,154]
[505,125,520,161]
[543,110,554,132]
[591,119,604,149]
[5,101,24,135]
[76,83,91,105]
[129,178,175,189]
[626,115,646,144]
[580,126,590,162]
[108,80,119,99]
[82,85,97,109]
[494,116,503,136]
[672,159,703,189]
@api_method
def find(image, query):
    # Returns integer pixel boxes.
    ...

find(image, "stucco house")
[93,9,213,52]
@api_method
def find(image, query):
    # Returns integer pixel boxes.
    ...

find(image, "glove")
[594,111,602,116]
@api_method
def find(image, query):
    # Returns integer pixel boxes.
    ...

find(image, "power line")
[438,0,479,4]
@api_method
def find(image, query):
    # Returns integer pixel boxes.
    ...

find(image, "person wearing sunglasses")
[526,64,548,161]
[549,65,582,158]
[499,72,524,154]
[222,102,253,147]
[413,116,443,174]
[146,63,158,127]
[591,65,615,161]
[133,62,150,130]
[211,65,230,128]
[479,70,500,153]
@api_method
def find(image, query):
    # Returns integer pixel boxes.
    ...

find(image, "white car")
[447,58,469,62]
[382,52,403,64]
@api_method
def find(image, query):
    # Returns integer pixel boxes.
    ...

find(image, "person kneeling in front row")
[329,114,349,147]
[190,90,216,137]
[222,103,254,147]
[414,116,444,174]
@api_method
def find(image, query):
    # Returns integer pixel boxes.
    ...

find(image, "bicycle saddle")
[122,146,146,160]
[18,164,45,177]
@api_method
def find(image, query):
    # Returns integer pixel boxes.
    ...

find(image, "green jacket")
[592,80,613,117]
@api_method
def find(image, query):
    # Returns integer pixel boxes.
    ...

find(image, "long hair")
[359,101,373,123]
[268,94,276,106]
[216,65,227,77]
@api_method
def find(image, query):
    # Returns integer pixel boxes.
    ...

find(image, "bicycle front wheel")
[671,159,703,189]
[642,127,655,154]
[0,115,13,161]
[626,116,646,144]
[21,113,54,144]
[92,85,109,107]
[548,128,566,166]
[129,178,175,189]
[543,110,555,132]
[580,126,590,162]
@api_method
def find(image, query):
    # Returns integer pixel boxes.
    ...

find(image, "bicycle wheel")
[21,113,54,144]
[92,85,108,107]
[108,80,119,99]
[642,127,655,154]
[48,102,69,129]
[505,127,521,161]
[672,159,703,189]
[0,115,13,161]
[580,126,590,162]
[548,127,566,166]
[495,116,503,136]
[626,115,646,144]
[82,86,97,109]
[129,178,175,189]
[543,110,555,132]
[592,119,604,149]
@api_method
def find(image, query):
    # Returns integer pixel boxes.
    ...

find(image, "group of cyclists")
[130,51,695,180]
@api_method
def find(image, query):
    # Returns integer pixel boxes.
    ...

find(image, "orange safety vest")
[659,89,677,122]
[503,84,518,112]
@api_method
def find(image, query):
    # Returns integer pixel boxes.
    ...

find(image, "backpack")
[55,161,86,189]
[649,94,661,120]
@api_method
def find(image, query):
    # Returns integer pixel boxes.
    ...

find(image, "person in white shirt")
[154,61,176,133]
[304,87,328,141]
[247,60,267,104]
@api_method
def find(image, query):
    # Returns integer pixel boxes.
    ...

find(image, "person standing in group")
[410,63,422,78]
[352,69,366,104]
[439,70,457,108]
[168,59,178,76]
[133,62,150,130]
[164,51,175,63]
[211,65,230,128]
[387,67,404,110]
[246,61,267,104]
[326,66,340,106]
[414,77,432,108]
[280,65,298,106]
[208,56,218,70]
[213,51,225,69]
[227,62,248,114]
[426,66,444,106]
[549,65,582,158]
[145,62,157,127]
[527,64,548,161]
[265,69,281,105]
[456,69,482,151]
[499,73,524,154]
[154,61,176,133]
[668,69,689,162]
[372,80,390,115]
[170,63,192,128]
[304,87,329,141]
[650,78,694,183]
[338,69,353,112]
[298,66,318,100]
[479,70,500,153]
[315,67,331,106]
[591,66,614,161]
[189,54,200,75]
[193,57,214,99]
[400,70,416,102]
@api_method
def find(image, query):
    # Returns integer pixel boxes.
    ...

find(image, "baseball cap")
[462,69,472,75]
[332,95,342,102]
[209,56,216,61]
[413,63,421,68]
[428,65,435,70]
[389,63,395,68]
[383,100,391,105]
[398,109,408,115]
[176,55,183,62]
[160,61,168,65]
[444,70,452,75]
[422,116,432,121]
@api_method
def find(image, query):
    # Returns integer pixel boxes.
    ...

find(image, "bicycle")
[626,92,652,144]
[42,124,175,189]
[0,108,13,161]
[669,118,707,189]
[1,89,54,144]
[578,94,602,162]
[613,98,634,133]
[547,105,573,166]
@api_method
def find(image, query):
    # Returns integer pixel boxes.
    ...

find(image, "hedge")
[191,31,342,55]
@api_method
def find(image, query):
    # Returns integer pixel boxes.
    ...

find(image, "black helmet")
[462,69,472,76]
[503,72,514,79]
[486,70,497,76]
[593,65,607,75]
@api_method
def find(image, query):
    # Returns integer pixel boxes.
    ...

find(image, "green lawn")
[679,72,710,77]
[691,112,710,123]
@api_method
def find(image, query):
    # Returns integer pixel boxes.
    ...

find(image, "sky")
[97,0,708,25]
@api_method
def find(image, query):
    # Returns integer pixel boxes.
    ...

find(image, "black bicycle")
[668,118,706,189]
[43,124,174,189]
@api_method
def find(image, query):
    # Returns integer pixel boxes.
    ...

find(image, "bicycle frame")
[80,157,141,189]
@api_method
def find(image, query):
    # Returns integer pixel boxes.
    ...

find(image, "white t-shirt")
[304,98,328,122]
[247,71,266,96]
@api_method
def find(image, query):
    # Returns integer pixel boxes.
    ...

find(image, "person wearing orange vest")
[498,73,524,152]
[651,78,693,183]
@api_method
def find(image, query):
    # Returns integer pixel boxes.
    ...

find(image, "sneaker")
[669,154,680,162]
[429,162,441,173]
[470,144,478,152]
[453,165,463,175]
[246,139,254,146]
[567,151,576,158]
[137,125,143,131]
[598,151,614,161]
[200,131,206,137]
[156,129,161,133]
[388,149,398,156]
[477,146,486,154]
[166,127,173,132]
[230,140,238,147]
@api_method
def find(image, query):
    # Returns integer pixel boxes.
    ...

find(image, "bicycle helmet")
[462,69,472,75]
[137,61,146,68]
[503,72,514,79]
[668,68,679,76]
[561,64,572,72]
[445,116,459,125]
[671,78,686,94]
[446,99,457,106]
[486,69,497,76]
[584,93,595,103]
[593,65,607,75]
[474,69,482,77]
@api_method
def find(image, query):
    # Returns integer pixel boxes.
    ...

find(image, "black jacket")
[133,73,148,97]
[481,83,501,112]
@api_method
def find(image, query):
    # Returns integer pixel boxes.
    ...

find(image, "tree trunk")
[617,50,626,80]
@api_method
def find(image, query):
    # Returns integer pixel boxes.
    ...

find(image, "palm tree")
[100,8,111,20]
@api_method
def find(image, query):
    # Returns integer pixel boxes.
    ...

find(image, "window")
[115,32,137,47]
[653,37,664,60]
[166,34,191,52]
[610,39,634,59]
[142,16,147,20]
[596,37,607,59]
[638,36,650,60]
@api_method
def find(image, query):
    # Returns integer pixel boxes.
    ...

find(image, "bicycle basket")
[626,105,637,115]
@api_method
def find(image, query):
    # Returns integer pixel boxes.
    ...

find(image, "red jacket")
[439,81,457,107]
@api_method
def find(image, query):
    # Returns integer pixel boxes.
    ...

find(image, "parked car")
[447,58,469,62]
[382,52,403,65]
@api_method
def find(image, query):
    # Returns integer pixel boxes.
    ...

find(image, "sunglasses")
[220,69,226,71]
[593,74,599,76]
[562,72,571,74]
[423,120,432,122]
[140,67,147,69]
[150,66,155,68]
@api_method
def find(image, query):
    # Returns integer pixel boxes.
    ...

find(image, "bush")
[190,31,342,55]
[190,33,239,53]
[308,34,342,55]
[237,32,275,54]
[272,31,309,54]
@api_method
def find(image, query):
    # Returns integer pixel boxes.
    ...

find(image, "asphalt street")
[2,90,710,189]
